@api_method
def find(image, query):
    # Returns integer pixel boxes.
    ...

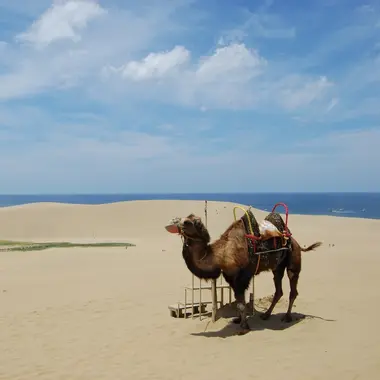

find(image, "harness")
[240,209,291,275]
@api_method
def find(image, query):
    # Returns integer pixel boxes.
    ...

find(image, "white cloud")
[121,45,190,81]
[106,43,266,87]
[0,0,376,117]
[0,1,335,112]
[16,0,106,48]
[0,0,193,101]
[111,43,265,85]
[105,42,331,111]
[195,43,266,83]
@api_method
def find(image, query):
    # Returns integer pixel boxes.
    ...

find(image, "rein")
[178,229,209,262]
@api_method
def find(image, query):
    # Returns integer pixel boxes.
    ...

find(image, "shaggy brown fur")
[172,212,322,333]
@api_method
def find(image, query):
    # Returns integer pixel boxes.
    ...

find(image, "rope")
[252,247,289,255]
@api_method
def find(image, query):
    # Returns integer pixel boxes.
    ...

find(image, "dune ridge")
[0,200,379,379]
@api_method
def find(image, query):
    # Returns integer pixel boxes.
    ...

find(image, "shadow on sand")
[191,302,336,339]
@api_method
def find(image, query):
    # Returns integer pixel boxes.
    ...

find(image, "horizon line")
[0,191,379,196]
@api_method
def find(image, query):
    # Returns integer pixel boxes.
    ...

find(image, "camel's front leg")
[236,295,249,331]
[232,268,252,332]
[222,272,243,325]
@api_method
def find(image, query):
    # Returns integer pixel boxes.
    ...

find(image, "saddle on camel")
[165,203,322,334]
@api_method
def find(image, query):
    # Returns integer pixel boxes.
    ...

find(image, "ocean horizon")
[0,192,379,220]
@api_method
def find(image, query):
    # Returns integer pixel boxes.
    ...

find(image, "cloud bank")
[0,0,379,193]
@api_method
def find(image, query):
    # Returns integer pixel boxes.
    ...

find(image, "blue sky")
[0,0,379,193]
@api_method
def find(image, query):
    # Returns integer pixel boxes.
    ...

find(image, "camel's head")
[165,214,210,243]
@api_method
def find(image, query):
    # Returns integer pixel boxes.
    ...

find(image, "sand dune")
[0,200,379,380]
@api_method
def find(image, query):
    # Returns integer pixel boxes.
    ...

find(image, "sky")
[0,0,379,194]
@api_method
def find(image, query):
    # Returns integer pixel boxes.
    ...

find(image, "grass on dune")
[0,240,34,246]
[0,240,135,252]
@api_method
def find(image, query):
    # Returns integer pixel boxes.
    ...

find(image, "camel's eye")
[183,219,193,226]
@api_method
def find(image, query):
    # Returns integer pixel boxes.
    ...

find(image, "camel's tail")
[301,241,323,252]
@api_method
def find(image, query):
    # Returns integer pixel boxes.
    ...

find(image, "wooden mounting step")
[168,303,207,318]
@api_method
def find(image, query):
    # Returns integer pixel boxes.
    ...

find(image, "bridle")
[178,227,205,245]
[176,223,210,263]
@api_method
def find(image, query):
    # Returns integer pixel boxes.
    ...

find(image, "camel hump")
[264,212,291,235]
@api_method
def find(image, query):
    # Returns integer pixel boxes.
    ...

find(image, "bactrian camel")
[165,209,322,333]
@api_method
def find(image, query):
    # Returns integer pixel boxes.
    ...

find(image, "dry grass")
[0,240,135,252]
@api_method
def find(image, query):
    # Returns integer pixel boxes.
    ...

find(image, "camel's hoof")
[240,321,250,331]
[237,329,250,336]
[260,312,271,321]
[281,314,293,323]
[232,317,241,324]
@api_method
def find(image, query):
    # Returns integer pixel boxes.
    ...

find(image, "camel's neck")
[182,239,221,280]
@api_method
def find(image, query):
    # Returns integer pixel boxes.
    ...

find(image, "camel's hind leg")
[282,269,299,322]
[260,262,286,320]
[282,239,302,322]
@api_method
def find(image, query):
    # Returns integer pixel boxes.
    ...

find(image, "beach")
[0,200,379,380]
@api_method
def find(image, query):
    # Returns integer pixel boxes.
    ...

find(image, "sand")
[0,200,379,380]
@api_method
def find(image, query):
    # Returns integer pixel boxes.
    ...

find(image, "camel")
[165,209,322,333]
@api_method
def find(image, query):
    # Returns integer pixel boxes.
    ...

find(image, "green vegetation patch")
[0,240,34,246]
[0,240,135,252]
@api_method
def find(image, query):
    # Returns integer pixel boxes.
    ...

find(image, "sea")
[0,193,379,220]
